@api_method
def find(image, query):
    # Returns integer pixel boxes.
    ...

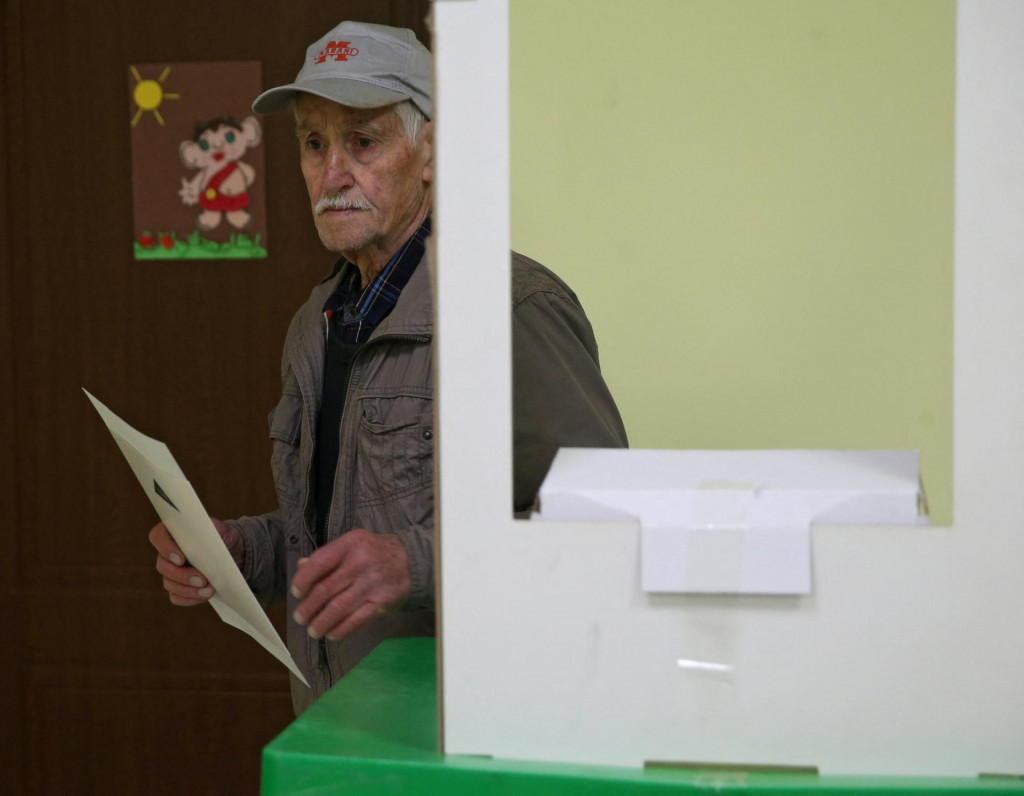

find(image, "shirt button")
[289,534,299,545]
[422,429,433,441]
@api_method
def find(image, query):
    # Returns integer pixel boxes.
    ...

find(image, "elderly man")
[149,21,627,713]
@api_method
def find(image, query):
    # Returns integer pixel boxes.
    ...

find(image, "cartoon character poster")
[129,61,268,260]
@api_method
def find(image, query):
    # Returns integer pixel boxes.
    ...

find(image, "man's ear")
[421,120,434,184]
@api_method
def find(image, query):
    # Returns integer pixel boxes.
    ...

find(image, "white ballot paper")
[84,389,309,687]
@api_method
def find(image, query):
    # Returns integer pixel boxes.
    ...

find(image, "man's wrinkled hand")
[290,529,410,643]
[149,518,243,606]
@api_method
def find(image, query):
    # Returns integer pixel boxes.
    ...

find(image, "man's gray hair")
[393,100,427,145]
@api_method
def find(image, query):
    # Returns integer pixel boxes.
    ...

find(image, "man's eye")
[355,137,373,149]
[306,139,323,151]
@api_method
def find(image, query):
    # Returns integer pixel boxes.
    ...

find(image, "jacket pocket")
[268,392,304,511]
[355,396,434,509]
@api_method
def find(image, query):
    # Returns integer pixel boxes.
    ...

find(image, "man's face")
[294,95,432,267]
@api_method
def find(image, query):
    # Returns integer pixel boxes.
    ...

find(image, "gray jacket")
[231,250,627,714]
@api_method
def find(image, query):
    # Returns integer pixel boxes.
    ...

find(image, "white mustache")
[315,195,372,214]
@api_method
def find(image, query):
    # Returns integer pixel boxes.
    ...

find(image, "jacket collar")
[371,245,433,339]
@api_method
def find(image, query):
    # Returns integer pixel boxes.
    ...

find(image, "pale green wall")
[510,0,955,524]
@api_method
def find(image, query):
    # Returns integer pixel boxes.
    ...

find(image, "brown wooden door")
[0,2,430,793]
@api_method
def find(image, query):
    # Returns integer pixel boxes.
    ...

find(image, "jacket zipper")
[335,330,431,553]
[308,314,430,689]
[311,316,430,547]
[315,311,335,686]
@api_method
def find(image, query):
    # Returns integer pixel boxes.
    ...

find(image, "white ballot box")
[536,449,927,595]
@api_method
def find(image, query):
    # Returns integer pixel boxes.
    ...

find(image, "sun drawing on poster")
[130,65,180,126]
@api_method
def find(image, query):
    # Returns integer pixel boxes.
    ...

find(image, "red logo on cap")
[315,41,360,63]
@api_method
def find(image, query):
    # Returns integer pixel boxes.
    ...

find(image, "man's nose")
[322,148,355,191]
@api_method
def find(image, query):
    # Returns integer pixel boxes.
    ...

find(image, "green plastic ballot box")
[261,639,1024,795]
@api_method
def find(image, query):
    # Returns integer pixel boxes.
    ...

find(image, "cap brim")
[252,77,412,115]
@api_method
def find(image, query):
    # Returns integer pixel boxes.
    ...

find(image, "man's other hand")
[149,518,243,606]
[290,529,411,642]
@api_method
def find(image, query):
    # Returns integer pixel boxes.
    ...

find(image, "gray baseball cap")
[252,21,432,118]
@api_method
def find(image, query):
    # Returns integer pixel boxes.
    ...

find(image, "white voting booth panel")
[434,0,1024,777]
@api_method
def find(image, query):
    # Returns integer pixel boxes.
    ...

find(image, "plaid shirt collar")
[322,216,431,344]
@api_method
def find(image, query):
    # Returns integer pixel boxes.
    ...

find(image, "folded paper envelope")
[85,389,309,686]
